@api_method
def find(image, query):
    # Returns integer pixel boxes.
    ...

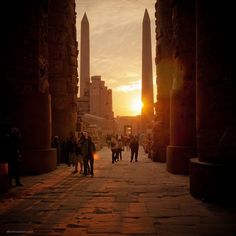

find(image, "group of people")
[2,127,141,187]
[109,134,139,163]
[64,132,96,176]
[51,132,96,176]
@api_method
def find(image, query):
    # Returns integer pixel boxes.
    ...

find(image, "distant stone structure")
[77,75,114,134]
[141,9,154,131]
[115,116,141,136]
[78,12,90,114]
[90,76,113,120]
[77,13,114,134]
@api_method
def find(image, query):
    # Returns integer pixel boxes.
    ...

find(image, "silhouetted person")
[51,136,60,165]
[74,133,85,174]
[125,135,131,151]
[110,136,118,163]
[82,133,95,176]
[60,137,69,164]
[117,138,123,160]
[106,134,111,148]
[130,136,139,162]
[7,127,23,187]
[68,135,76,167]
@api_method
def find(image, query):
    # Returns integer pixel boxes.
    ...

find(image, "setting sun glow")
[130,99,143,115]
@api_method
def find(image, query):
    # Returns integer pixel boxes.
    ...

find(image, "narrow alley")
[0,147,236,236]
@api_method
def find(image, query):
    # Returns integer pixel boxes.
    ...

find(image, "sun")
[130,99,143,115]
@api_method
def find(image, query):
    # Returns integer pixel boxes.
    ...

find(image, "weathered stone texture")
[89,76,113,120]
[2,1,56,175]
[190,1,236,202]
[152,0,173,162]
[49,0,78,140]
[166,0,196,174]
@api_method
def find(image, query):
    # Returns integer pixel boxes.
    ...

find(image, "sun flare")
[130,99,143,115]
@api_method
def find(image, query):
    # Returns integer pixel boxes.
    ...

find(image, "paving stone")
[0,147,236,235]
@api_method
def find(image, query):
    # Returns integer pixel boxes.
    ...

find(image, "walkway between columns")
[0,147,235,236]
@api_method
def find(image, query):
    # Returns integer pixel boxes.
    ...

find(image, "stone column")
[49,0,78,141]
[190,1,236,202]
[152,0,173,162]
[2,1,56,174]
[166,0,196,174]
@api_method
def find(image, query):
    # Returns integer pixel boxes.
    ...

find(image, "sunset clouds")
[76,0,156,116]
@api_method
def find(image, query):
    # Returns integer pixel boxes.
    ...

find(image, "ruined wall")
[49,0,78,140]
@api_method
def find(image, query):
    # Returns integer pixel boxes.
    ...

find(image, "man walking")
[130,135,139,162]
[82,132,96,176]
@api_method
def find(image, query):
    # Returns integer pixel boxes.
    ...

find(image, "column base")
[0,163,9,193]
[189,158,236,204]
[167,146,196,174]
[152,147,166,162]
[22,148,57,175]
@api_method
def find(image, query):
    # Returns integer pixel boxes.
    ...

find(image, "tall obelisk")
[142,9,154,130]
[80,13,90,99]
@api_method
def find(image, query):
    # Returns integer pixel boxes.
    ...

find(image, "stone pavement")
[0,147,236,236]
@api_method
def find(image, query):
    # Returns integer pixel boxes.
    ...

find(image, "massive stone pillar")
[190,1,236,202]
[49,0,78,141]
[141,9,154,131]
[152,0,173,162]
[166,0,196,174]
[2,1,56,175]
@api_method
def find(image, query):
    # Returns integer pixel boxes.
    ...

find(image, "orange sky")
[76,0,156,116]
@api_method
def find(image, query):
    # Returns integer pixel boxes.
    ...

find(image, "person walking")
[68,135,76,167]
[130,135,139,162]
[7,127,23,187]
[110,136,118,163]
[51,136,60,165]
[60,137,69,164]
[82,132,96,176]
[117,138,123,161]
[75,133,85,174]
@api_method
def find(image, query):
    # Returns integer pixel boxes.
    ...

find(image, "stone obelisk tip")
[82,12,88,22]
[143,8,150,21]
